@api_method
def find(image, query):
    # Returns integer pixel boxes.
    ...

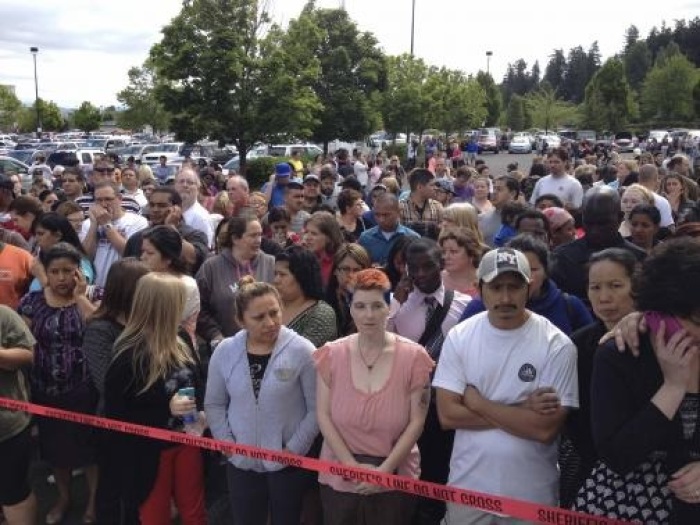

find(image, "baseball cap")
[275,163,292,178]
[542,207,574,231]
[303,174,320,184]
[477,248,531,284]
[287,177,304,190]
[434,178,456,195]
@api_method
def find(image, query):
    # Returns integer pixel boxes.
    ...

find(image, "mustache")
[494,304,517,310]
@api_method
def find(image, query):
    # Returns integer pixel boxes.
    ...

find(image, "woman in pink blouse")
[314,268,433,524]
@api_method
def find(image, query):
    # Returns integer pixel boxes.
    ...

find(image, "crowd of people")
[0,140,700,525]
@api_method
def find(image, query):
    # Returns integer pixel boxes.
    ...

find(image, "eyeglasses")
[337,266,362,274]
[94,167,115,173]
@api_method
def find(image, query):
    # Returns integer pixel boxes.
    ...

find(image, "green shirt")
[0,305,36,443]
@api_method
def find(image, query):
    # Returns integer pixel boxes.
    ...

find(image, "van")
[268,144,323,158]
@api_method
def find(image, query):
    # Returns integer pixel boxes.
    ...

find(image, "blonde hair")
[442,203,484,244]
[381,177,400,195]
[112,273,193,393]
[618,159,639,173]
[212,191,231,216]
[138,164,154,180]
[623,183,654,205]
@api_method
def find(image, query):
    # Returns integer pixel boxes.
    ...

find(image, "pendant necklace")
[358,336,385,371]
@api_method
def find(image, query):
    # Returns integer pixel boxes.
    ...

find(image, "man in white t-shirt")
[83,182,149,287]
[176,167,214,248]
[638,163,675,230]
[433,247,578,524]
[529,148,584,211]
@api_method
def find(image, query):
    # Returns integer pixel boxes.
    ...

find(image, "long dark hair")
[142,225,189,275]
[33,212,87,257]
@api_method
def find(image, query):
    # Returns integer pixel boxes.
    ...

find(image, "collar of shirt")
[407,283,446,308]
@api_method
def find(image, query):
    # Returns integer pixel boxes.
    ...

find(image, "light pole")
[486,50,493,75]
[30,47,41,137]
[410,0,416,56]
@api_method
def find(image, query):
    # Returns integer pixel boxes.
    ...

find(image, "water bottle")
[178,387,202,436]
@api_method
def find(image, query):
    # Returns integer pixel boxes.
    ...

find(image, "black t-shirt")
[247,352,271,398]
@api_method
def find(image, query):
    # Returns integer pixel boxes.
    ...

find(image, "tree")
[582,58,635,131]
[72,101,102,132]
[476,72,501,126]
[382,54,431,138]
[18,98,64,132]
[287,3,386,151]
[0,86,21,131]
[624,40,652,91]
[149,0,321,167]
[640,51,700,123]
[505,94,526,131]
[624,25,640,53]
[694,78,700,118]
[525,84,578,132]
[543,49,566,95]
[117,63,170,134]
[431,69,486,136]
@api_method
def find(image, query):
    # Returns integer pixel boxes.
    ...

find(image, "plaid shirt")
[399,197,443,226]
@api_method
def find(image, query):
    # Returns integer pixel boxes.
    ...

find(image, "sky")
[1,0,699,109]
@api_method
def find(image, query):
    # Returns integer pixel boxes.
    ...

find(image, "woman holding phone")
[574,239,700,523]
[18,243,99,524]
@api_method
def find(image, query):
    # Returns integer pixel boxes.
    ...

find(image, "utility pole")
[30,46,42,137]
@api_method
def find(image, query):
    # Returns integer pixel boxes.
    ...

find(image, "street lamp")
[486,50,493,75]
[410,0,416,56]
[29,47,41,137]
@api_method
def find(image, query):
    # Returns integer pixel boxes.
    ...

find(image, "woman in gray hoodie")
[204,275,317,525]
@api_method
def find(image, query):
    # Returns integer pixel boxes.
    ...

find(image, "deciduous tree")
[149,0,321,167]
[72,101,102,132]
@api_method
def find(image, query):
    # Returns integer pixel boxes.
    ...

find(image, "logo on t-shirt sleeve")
[518,363,537,382]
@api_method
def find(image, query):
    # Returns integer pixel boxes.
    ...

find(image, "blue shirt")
[358,224,420,266]
[262,182,287,208]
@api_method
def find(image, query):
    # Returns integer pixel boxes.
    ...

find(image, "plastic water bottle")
[178,387,203,436]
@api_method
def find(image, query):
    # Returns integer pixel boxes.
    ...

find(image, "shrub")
[244,157,291,191]
[384,143,408,163]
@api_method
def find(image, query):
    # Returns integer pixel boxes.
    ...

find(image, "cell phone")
[178,387,195,400]
[644,311,685,344]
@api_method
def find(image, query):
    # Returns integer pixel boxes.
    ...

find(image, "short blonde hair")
[623,183,654,205]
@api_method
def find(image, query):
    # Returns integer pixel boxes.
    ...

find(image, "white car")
[508,135,532,154]
[268,143,323,158]
[538,134,561,151]
[141,143,184,165]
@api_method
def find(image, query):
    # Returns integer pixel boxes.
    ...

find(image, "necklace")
[357,335,387,371]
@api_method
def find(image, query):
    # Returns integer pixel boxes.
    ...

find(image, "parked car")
[0,156,32,190]
[221,156,240,176]
[141,143,184,165]
[508,135,533,154]
[477,130,499,154]
[614,131,636,153]
[268,143,323,158]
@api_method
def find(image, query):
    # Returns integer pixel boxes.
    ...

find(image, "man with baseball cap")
[263,162,293,208]
[434,247,578,523]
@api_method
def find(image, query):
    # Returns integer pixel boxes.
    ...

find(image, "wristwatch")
[103,223,114,232]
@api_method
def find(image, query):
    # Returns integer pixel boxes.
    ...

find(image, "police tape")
[0,396,628,525]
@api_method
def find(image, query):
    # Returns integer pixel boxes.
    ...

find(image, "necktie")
[425,296,437,326]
